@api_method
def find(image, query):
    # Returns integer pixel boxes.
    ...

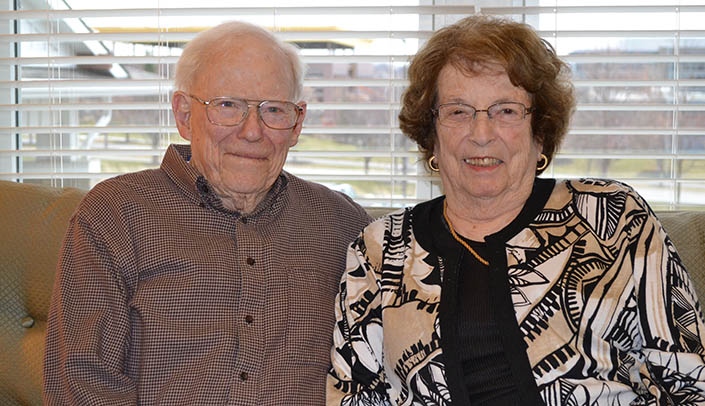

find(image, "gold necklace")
[442,200,490,266]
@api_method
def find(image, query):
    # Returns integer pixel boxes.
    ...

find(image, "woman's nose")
[468,113,495,145]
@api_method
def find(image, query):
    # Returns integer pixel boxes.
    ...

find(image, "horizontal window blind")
[1,0,704,209]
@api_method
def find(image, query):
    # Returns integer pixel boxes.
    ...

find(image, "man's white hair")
[173,21,306,100]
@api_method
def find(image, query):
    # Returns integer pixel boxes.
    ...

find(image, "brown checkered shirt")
[44,144,372,405]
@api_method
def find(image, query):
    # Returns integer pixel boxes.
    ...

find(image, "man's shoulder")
[285,173,360,206]
[91,169,165,193]
[80,168,171,209]
[283,173,372,223]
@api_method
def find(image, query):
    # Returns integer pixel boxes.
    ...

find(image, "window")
[2,0,705,209]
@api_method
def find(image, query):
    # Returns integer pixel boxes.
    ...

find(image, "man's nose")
[237,105,264,140]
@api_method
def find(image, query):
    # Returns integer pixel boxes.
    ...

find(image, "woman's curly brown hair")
[399,15,576,174]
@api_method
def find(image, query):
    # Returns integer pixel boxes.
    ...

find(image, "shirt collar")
[161,143,289,219]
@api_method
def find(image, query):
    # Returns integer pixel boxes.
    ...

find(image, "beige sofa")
[1,179,704,405]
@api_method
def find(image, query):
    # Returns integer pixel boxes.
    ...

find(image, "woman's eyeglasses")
[432,102,533,128]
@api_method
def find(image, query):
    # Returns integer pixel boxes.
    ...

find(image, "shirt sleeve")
[43,208,137,405]
[634,208,705,404]
[326,235,392,406]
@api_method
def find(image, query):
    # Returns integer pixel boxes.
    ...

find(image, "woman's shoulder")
[562,177,638,194]
[358,198,442,261]
[364,197,441,234]
[362,206,413,237]
[547,178,645,206]
[546,178,653,237]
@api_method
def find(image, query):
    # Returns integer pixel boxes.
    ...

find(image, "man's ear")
[289,101,307,147]
[172,91,193,141]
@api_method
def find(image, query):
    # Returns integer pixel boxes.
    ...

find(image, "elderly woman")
[327,15,705,406]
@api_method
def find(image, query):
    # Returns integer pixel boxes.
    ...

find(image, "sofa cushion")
[0,181,85,406]
[657,211,705,301]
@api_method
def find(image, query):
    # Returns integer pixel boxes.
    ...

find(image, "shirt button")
[245,315,254,324]
[240,372,248,381]
[21,316,35,328]
[246,257,255,266]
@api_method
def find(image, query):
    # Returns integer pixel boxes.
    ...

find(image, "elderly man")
[44,21,372,405]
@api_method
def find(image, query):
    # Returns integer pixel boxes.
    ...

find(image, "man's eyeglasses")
[432,102,533,128]
[188,94,303,130]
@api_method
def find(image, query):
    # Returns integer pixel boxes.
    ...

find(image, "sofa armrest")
[0,181,86,406]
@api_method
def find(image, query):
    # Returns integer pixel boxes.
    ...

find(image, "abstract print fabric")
[327,178,705,406]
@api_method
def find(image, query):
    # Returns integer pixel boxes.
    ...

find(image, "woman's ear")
[172,91,193,141]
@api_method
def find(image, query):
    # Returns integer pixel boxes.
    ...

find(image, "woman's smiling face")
[434,63,542,205]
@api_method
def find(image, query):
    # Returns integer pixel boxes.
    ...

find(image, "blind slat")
[6,4,705,20]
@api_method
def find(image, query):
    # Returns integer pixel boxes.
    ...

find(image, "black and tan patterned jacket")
[327,178,705,405]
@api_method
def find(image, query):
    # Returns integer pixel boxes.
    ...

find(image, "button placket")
[232,222,265,399]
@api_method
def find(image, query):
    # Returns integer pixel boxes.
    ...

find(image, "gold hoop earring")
[428,155,440,172]
[537,154,549,171]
